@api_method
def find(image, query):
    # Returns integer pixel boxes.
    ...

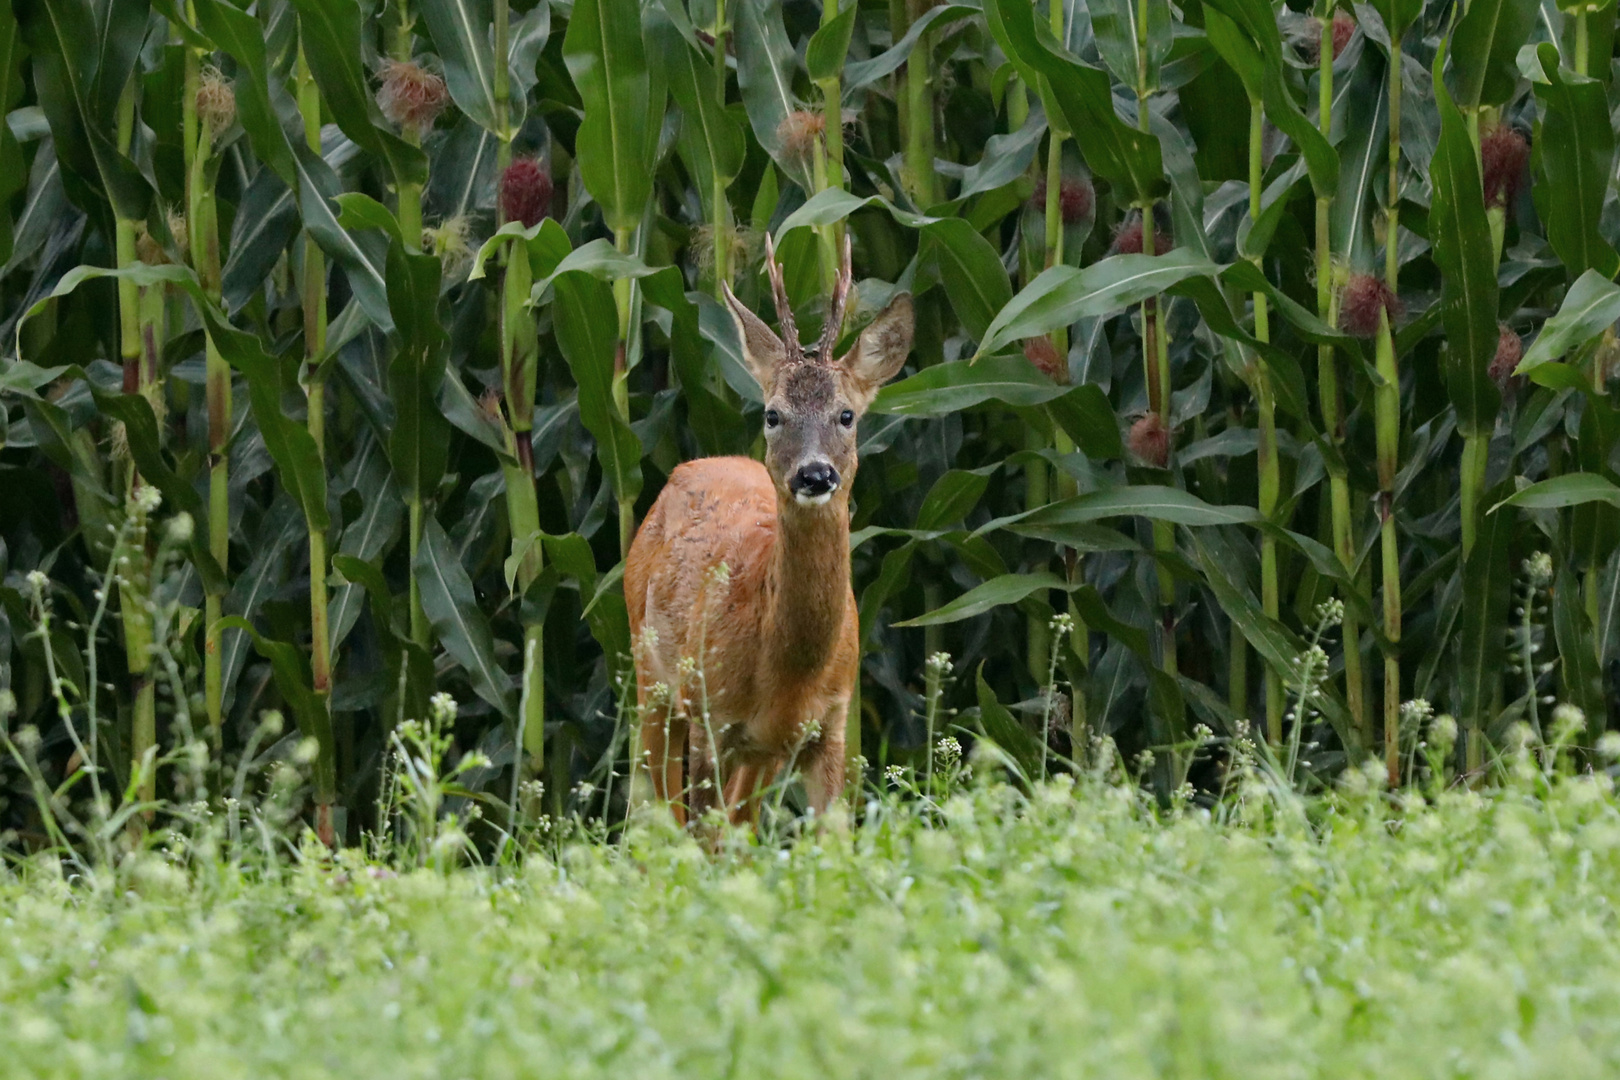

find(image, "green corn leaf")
[14,0,152,222]
[805,3,858,84]
[916,466,998,531]
[1555,562,1609,739]
[985,0,1165,205]
[219,500,304,716]
[1518,270,1620,374]
[419,0,549,139]
[286,0,427,187]
[1448,0,1538,108]
[1428,50,1500,437]
[874,355,1071,415]
[564,0,664,233]
[1090,0,1172,94]
[1533,43,1620,280]
[923,218,1013,344]
[842,5,976,91]
[551,268,644,506]
[194,0,394,327]
[415,517,516,718]
[734,0,811,191]
[656,12,744,215]
[977,251,1224,359]
[975,661,1043,785]
[1047,383,1126,460]
[217,616,337,802]
[895,572,1072,628]
[1456,482,1513,736]
[1492,473,1620,512]
[384,242,451,506]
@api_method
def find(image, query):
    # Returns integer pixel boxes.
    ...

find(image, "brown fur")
[625,279,913,827]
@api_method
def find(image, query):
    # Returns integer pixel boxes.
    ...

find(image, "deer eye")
[839,409,855,428]
[764,409,781,430]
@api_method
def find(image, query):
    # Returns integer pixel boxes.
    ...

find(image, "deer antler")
[763,231,800,361]
[815,234,854,365]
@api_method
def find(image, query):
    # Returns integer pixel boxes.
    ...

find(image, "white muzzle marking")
[794,489,835,507]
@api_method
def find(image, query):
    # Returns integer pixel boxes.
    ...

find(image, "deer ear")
[840,293,914,408]
[722,282,787,392]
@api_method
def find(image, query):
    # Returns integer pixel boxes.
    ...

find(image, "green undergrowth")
[5,746,1620,1079]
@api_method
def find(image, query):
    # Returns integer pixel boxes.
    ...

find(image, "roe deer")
[625,237,913,825]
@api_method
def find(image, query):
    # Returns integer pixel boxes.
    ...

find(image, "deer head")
[722,235,914,508]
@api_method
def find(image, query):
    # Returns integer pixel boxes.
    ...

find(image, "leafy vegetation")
[6,736,1620,1076]
[2,0,1620,843]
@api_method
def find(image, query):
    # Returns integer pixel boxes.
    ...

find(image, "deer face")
[724,240,913,509]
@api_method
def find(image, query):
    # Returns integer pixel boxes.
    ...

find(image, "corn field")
[1,0,1618,844]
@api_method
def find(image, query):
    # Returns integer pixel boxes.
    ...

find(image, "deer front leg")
[723,762,771,827]
[798,698,851,815]
[638,691,689,826]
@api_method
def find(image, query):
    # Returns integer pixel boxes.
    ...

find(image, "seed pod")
[1128,413,1171,468]
[1031,174,1095,226]
[1480,124,1530,209]
[776,110,826,166]
[1489,323,1523,390]
[500,158,553,228]
[1112,212,1172,256]
[196,67,237,142]
[1022,337,1065,382]
[1338,272,1403,338]
[376,59,449,137]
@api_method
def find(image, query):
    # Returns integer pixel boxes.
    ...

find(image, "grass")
[5,740,1620,1078]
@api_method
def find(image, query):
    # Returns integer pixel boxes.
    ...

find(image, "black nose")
[790,461,840,497]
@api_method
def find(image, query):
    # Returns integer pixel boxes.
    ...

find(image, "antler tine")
[816,233,854,364]
[763,231,799,357]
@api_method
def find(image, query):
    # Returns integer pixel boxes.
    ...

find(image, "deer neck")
[764,497,851,676]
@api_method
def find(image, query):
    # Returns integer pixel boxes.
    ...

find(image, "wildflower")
[1525,552,1553,587]
[1193,723,1214,742]
[1338,272,1403,338]
[1489,323,1523,390]
[1551,703,1586,742]
[1050,612,1076,636]
[429,692,458,726]
[167,512,194,545]
[499,158,553,228]
[926,652,954,677]
[935,736,962,768]
[1432,714,1458,747]
[293,737,320,765]
[1400,699,1434,727]
[196,67,237,140]
[1314,598,1345,628]
[1112,212,1172,256]
[1128,413,1171,468]
[1022,337,1065,382]
[1031,173,1095,225]
[1480,124,1530,209]
[884,764,906,784]
[376,58,449,136]
[25,569,48,596]
[132,484,162,516]
[1597,732,1620,761]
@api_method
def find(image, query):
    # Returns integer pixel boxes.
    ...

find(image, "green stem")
[1247,97,1283,744]
[613,226,637,559]
[298,45,334,837]
[1026,425,1051,685]
[820,0,844,265]
[502,422,546,777]
[408,496,428,646]
[1380,32,1404,784]
[902,0,935,207]
[494,0,511,161]
[712,0,733,295]
[1385,38,1402,291]
[1375,312,1401,785]
[1576,7,1590,76]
